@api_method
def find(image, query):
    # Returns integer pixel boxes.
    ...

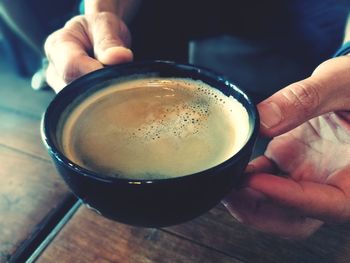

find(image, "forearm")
[84,0,141,23]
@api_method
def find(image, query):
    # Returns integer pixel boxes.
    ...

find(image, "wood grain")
[37,203,350,263]
[166,205,350,263]
[0,66,54,160]
[0,69,54,118]
[0,146,69,263]
[0,67,71,262]
[37,206,243,263]
[0,110,49,160]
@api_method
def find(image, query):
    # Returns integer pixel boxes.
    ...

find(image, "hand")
[223,56,350,239]
[44,12,133,92]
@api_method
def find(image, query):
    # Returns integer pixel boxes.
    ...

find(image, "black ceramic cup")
[41,61,259,227]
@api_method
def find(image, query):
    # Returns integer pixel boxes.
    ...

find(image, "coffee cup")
[41,61,259,227]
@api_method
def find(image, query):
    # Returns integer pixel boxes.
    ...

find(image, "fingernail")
[259,102,283,129]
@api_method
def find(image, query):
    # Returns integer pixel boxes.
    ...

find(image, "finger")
[247,169,350,223]
[222,188,323,239]
[245,155,278,174]
[89,12,133,65]
[258,56,350,137]
[46,64,66,93]
[45,26,103,84]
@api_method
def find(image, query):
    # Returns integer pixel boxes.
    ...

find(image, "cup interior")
[43,61,259,182]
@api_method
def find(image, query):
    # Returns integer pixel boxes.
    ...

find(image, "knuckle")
[281,80,320,117]
[45,16,88,55]
[64,15,89,37]
[44,29,70,57]
[64,15,86,27]
[44,30,62,54]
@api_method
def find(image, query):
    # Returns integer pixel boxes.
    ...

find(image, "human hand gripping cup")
[223,54,350,239]
[44,11,133,93]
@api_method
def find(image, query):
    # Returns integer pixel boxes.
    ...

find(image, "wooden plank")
[0,66,54,118]
[0,146,70,263]
[166,204,350,263]
[0,64,54,160]
[0,110,49,160]
[37,207,243,263]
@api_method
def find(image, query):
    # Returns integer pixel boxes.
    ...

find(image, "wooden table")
[2,69,350,263]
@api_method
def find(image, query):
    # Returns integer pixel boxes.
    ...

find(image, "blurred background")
[0,1,78,86]
[0,0,349,100]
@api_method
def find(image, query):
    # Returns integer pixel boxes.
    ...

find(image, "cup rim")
[42,60,259,185]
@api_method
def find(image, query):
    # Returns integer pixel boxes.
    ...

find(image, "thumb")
[90,12,133,65]
[258,56,350,137]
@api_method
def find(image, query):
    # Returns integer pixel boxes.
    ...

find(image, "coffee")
[59,77,250,179]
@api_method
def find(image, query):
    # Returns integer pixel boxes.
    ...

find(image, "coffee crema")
[59,77,250,179]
